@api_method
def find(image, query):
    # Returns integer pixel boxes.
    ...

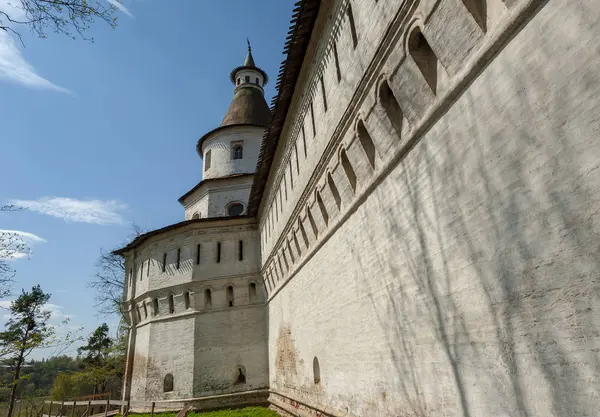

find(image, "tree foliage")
[89,225,144,321]
[0,0,120,41]
[0,205,27,298]
[0,285,52,417]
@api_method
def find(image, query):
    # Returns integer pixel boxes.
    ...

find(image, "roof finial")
[243,38,256,67]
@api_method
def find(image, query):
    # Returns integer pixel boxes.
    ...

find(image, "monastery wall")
[259,0,600,415]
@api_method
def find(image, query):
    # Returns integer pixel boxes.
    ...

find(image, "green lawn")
[120,407,278,417]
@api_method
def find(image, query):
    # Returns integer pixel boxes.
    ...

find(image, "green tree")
[78,323,112,366]
[0,285,52,417]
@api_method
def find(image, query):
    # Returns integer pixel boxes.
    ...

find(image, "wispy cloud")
[107,0,133,17]
[9,197,128,225]
[0,229,46,260]
[0,0,72,93]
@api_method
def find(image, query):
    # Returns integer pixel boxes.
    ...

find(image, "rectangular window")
[301,125,307,157]
[320,76,328,112]
[205,150,211,171]
[196,244,201,265]
[289,161,294,189]
[147,259,150,276]
[176,248,181,269]
[216,242,221,263]
[140,262,144,279]
[239,240,244,261]
[294,144,300,174]
[333,41,341,82]
[245,75,250,83]
[162,253,167,272]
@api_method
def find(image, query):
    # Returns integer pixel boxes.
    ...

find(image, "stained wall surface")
[260,0,600,416]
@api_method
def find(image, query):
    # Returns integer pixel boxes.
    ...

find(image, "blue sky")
[0,0,293,359]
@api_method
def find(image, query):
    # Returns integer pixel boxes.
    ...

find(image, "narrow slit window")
[196,244,201,265]
[379,80,403,138]
[307,207,319,238]
[347,3,358,48]
[184,292,190,310]
[310,102,316,136]
[293,232,302,255]
[245,75,250,83]
[204,150,211,171]
[153,298,159,316]
[341,149,357,193]
[316,191,329,226]
[301,125,307,157]
[320,76,328,112]
[176,248,181,270]
[408,28,437,94]
[216,242,221,263]
[143,301,147,318]
[333,42,342,82]
[284,175,288,200]
[239,240,244,261]
[140,262,144,279]
[164,374,174,393]
[147,259,150,276]
[287,240,295,263]
[168,294,174,314]
[162,253,167,272]
[227,286,234,307]
[328,173,341,210]
[294,144,300,174]
[299,218,309,247]
[289,161,294,189]
[313,357,321,384]
[204,289,212,308]
[357,120,377,168]
[249,283,257,302]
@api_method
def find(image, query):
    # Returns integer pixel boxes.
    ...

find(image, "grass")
[118,407,278,417]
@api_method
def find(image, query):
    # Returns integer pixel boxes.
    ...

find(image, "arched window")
[233,366,246,385]
[249,283,257,302]
[341,149,357,193]
[168,294,174,314]
[313,357,321,384]
[163,374,174,392]
[327,173,341,210]
[357,120,376,169]
[143,301,148,319]
[379,79,403,139]
[408,27,437,94]
[204,289,212,309]
[153,298,159,316]
[191,212,200,220]
[184,291,190,310]
[227,286,234,307]
[232,144,243,160]
[316,191,329,226]
[227,203,244,216]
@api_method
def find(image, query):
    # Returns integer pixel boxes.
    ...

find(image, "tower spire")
[244,38,256,67]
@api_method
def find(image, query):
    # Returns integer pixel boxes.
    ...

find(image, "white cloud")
[0,301,73,322]
[9,197,128,225]
[0,229,46,260]
[107,0,133,17]
[0,0,72,93]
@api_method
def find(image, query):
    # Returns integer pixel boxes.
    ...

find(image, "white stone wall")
[124,218,268,401]
[201,126,264,180]
[183,176,254,219]
[260,0,600,416]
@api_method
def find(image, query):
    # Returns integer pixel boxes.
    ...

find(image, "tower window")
[239,240,244,261]
[333,41,341,82]
[320,76,328,112]
[176,248,181,270]
[204,289,212,308]
[255,77,259,85]
[163,374,174,392]
[143,301,147,318]
[249,283,257,302]
[184,291,190,310]
[245,75,250,83]
[162,253,167,272]
[234,366,246,385]
[216,242,221,263]
[204,150,211,171]
[147,259,150,276]
[153,298,159,316]
[408,27,437,94]
[228,203,244,216]
[347,3,358,48]
[232,143,243,160]
[227,286,234,307]
[196,244,201,265]
[168,294,174,314]
[237,78,241,85]
[140,262,144,279]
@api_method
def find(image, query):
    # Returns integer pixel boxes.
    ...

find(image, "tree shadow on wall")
[348,7,600,416]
